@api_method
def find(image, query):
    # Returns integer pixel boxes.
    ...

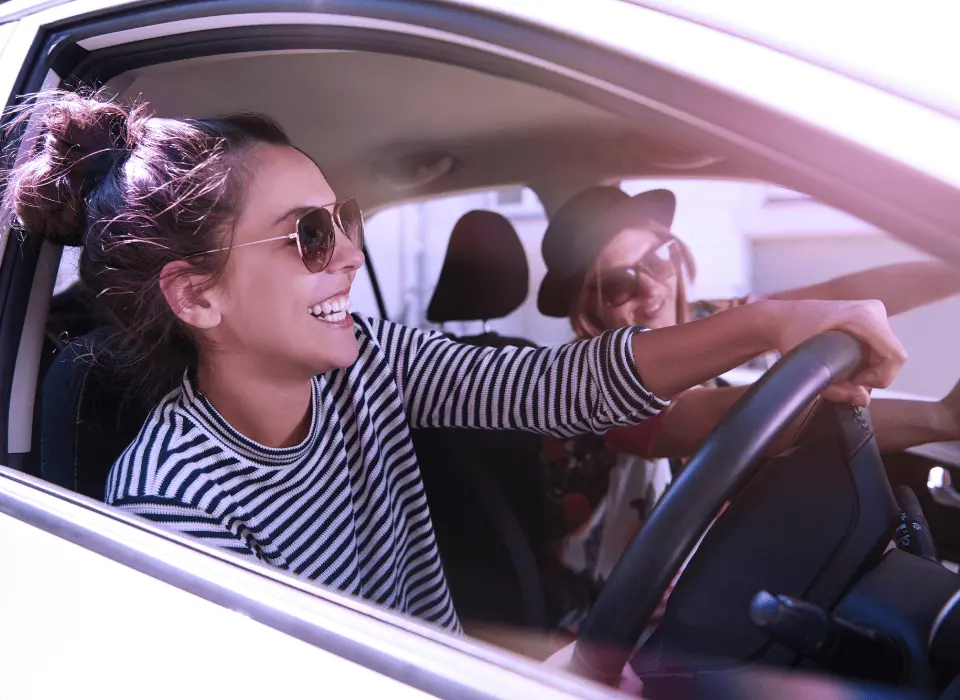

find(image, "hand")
[761,299,907,406]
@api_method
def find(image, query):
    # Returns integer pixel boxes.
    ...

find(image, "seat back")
[415,210,549,630]
[41,329,152,500]
[412,336,548,630]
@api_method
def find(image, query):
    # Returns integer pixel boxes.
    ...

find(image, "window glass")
[621,177,952,398]
[50,240,386,320]
[347,264,382,320]
[47,179,955,397]
[495,187,524,206]
[54,246,81,294]
[363,188,571,344]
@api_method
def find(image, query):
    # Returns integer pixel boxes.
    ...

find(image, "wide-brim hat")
[537,186,677,318]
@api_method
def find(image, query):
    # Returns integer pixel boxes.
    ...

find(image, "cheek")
[220,254,305,323]
[596,304,633,331]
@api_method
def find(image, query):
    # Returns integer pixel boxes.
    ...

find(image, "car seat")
[414,210,550,631]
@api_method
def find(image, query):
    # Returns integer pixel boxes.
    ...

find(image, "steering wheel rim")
[571,330,865,685]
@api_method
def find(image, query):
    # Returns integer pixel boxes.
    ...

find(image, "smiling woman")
[10,96,297,404]
[533,183,960,639]
[160,143,369,393]
[4,90,909,642]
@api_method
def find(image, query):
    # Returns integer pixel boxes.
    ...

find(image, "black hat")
[537,186,677,317]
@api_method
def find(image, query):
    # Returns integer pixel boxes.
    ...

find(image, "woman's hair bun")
[5,91,138,246]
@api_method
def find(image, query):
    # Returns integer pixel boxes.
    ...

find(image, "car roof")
[626,1,960,120]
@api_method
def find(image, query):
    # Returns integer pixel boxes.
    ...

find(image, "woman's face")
[200,143,365,378]
[591,226,680,331]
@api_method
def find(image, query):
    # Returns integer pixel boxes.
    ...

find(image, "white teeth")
[309,294,350,318]
[316,310,346,322]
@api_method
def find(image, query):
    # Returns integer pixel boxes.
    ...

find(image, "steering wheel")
[570,331,865,685]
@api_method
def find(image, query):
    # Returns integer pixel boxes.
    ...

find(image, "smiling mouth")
[638,299,665,319]
[310,293,350,323]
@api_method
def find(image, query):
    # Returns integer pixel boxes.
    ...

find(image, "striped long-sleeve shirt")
[105,316,666,632]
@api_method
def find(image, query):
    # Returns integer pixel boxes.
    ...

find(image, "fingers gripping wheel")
[570,331,869,685]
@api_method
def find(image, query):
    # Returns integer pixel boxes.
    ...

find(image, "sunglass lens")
[599,269,638,308]
[338,198,365,249]
[297,208,336,273]
[642,241,676,281]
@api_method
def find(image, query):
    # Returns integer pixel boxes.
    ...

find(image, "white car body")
[1,2,959,698]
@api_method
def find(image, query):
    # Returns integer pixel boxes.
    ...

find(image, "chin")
[636,309,677,329]
[317,334,360,372]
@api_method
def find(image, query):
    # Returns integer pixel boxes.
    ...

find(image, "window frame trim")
[3,2,960,692]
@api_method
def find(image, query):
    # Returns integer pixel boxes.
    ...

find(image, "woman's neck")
[195,356,313,449]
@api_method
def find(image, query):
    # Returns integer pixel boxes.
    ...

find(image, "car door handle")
[928,466,960,509]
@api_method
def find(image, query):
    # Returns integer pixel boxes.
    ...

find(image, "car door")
[0,3,629,699]
[2,1,960,698]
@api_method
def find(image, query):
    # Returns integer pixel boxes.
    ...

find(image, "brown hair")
[569,219,697,339]
[3,89,291,403]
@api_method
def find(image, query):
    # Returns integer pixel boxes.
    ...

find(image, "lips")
[636,298,665,322]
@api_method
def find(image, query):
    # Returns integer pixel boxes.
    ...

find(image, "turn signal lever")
[749,591,904,684]
[894,485,939,562]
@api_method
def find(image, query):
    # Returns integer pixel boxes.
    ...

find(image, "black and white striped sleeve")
[363,318,668,437]
[112,496,267,563]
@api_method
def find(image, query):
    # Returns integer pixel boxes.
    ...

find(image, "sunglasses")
[595,238,679,308]
[195,198,364,273]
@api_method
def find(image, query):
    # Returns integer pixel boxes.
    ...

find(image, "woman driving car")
[537,185,960,636]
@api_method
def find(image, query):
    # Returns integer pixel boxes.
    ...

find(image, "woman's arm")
[608,382,960,459]
[871,397,960,454]
[368,298,903,437]
[368,318,667,436]
[764,261,960,317]
[630,299,904,400]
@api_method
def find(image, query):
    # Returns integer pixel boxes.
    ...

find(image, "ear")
[159,260,223,330]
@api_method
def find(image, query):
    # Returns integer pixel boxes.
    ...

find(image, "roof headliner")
[109,49,744,213]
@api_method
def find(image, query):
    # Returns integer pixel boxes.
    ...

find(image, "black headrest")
[426,210,529,323]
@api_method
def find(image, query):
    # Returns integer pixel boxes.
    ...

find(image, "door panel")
[0,511,434,699]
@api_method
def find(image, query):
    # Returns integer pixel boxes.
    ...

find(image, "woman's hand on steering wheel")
[762,299,907,406]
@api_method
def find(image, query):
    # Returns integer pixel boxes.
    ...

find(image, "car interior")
[5,36,960,699]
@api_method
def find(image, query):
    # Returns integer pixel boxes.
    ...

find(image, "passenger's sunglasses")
[195,198,364,273]
[595,238,679,308]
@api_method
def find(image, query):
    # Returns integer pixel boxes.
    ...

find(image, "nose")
[326,229,365,274]
[635,269,659,296]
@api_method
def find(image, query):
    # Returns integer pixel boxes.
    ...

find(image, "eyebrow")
[273,199,344,227]
[273,205,317,226]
